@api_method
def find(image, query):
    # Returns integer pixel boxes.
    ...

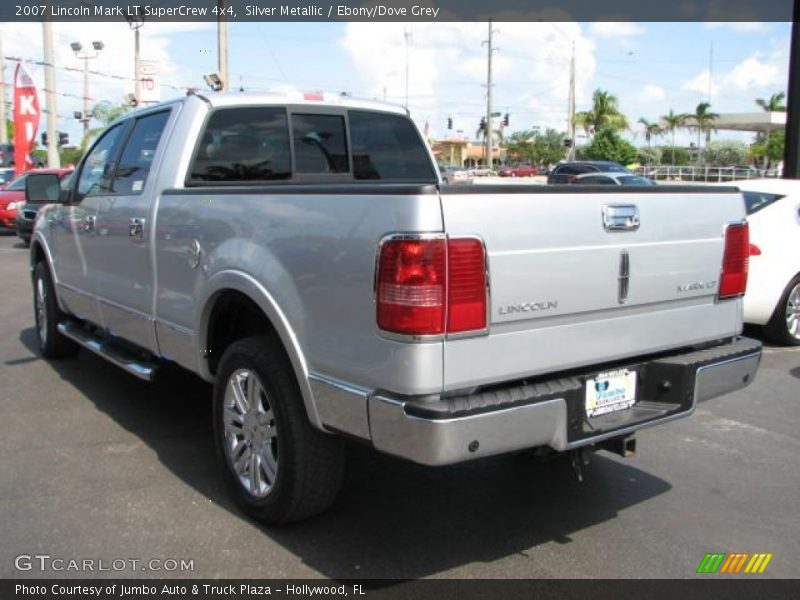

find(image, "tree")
[637,117,661,163]
[638,146,662,166]
[82,101,134,149]
[701,140,750,166]
[755,91,786,112]
[504,128,567,166]
[582,128,638,165]
[574,89,629,137]
[661,109,690,165]
[691,102,719,156]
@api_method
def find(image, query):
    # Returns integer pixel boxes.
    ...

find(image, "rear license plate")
[585,369,637,418]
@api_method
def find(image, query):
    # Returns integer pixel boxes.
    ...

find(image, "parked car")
[499,164,539,177]
[0,144,45,168]
[726,179,800,345]
[15,171,73,246]
[26,92,760,524]
[467,165,496,177]
[0,167,15,187]
[439,164,470,184]
[573,172,656,186]
[0,169,72,233]
[547,161,632,184]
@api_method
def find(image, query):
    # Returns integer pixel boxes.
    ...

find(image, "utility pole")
[126,12,144,104]
[708,41,714,104]
[784,0,800,178]
[42,20,60,168]
[404,27,412,110]
[483,20,496,168]
[567,41,576,160]
[217,0,229,91]
[0,30,7,145]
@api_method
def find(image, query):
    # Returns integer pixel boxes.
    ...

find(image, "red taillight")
[749,243,761,256]
[376,237,487,336]
[377,239,446,335]
[719,223,749,298]
[447,238,487,333]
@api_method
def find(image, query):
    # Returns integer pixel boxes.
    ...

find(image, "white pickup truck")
[26,92,761,523]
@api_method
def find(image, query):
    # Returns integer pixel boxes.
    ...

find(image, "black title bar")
[1,0,794,22]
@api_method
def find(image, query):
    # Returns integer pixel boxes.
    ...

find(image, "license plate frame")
[585,368,638,418]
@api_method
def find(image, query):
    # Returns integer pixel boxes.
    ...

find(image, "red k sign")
[13,62,40,176]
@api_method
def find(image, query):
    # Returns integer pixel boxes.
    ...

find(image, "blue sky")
[0,21,792,147]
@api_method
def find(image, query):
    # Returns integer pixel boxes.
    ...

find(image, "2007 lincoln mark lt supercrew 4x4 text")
[26,92,762,523]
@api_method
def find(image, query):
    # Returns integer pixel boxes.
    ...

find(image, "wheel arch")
[197,270,322,430]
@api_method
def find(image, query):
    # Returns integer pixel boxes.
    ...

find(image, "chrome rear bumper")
[367,337,762,466]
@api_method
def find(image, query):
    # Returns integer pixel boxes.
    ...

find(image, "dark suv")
[547,160,631,184]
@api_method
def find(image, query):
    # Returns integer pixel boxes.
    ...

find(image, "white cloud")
[340,22,596,136]
[589,22,646,39]
[640,84,666,102]
[682,53,785,99]
[704,22,771,33]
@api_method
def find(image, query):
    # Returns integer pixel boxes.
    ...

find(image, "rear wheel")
[764,275,800,346]
[213,336,345,524]
[33,262,79,358]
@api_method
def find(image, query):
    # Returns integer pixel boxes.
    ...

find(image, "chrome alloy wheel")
[223,369,278,498]
[786,283,800,341]
[35,276,47,347]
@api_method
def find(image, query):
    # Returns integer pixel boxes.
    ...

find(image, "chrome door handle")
[82,215,96,233]
[129,217,146,242]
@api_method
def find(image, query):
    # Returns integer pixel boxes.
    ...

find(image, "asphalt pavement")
[0,231,798,579]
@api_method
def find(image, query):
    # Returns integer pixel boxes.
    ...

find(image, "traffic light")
[479,117,486,132]
[503,113,509,127]
[58,132,69,146]
[41,132,47,146]
[447,116,453,130]
[563,138,573,148]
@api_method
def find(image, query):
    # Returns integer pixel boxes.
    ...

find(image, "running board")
[57,321,159,382]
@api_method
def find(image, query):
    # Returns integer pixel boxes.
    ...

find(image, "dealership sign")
[13,62,40,176]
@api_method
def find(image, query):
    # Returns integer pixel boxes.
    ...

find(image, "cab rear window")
[742,191,784,215]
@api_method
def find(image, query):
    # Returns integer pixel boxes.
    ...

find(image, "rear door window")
[349,110,436,181]
[742,191,785,215]
[291,114,349,174]
[113,111,170,195]
[188,107,291,184]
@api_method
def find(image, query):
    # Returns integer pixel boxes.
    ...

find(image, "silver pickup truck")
[26,92,762,523]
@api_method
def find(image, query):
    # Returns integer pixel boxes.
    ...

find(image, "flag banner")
[13,62,40,176]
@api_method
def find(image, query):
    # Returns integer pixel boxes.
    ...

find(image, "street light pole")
[71,41,103,135]
[217,0,229,91]
[125,13,144,104]
[483,20,497,169]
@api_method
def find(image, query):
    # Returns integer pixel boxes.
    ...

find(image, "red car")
[498,164,539,177]
[0,168,72,230]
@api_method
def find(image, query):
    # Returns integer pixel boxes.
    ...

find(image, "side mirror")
[25,173,62,204]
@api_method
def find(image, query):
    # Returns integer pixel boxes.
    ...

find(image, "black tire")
[764,274,800,346]
[213,336,345,524]
[33,261,79,358]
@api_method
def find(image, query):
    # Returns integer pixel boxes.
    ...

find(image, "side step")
[57,321,159,382]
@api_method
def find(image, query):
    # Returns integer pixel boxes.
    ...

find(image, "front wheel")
[213,336,345,524]
[764,275,800,346]
[33,262,79,358]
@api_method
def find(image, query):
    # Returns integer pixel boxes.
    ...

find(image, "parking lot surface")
[0,232,798,579]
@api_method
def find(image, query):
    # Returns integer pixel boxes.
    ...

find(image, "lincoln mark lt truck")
[26,92,762,523]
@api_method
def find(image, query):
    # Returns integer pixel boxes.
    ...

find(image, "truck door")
[51,122,127,326]
[92,109,172,352]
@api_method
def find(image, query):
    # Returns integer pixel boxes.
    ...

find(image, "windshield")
[5,174,28,191]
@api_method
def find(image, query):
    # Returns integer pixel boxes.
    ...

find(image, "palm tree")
[574,89,629,137]
[661,109,690,165]
[691,102,719,161]
[755,91,786,112]
[755,92,786,147]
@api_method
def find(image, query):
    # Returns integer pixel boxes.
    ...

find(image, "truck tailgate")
[439,185,745,391]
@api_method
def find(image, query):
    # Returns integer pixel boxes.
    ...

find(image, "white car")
[438,164,471,185]
[573,172,656,186]
[734,179,800,345]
